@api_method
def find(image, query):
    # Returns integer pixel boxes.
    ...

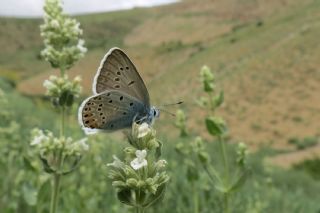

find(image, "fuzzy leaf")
[155,140,163,160]
[22,183,38,206]
[65,93,74,107]
[186,161,199,182]
[205,117,227,136]
[230,169,251,193]
[213,91,224,108]
[143,183,167,208]
[117,189,134,206]
[23,156,37,172]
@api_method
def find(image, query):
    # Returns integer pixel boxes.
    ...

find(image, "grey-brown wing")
[78,90,148,133]
[92,47,150,107]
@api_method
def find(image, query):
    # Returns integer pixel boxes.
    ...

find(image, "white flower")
[107,155,124,168]
[43,79,56,90]
[30,129,50,146]
[50,20,60,28]
[77,138,89,151]
[137,123,150,138]
[73,75,82,83]
[31,131,48,146]
[77,39,87,54]
[155,159,167,169]
[130,149,148,170]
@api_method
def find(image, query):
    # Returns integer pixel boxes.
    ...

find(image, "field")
[0,0,320,212]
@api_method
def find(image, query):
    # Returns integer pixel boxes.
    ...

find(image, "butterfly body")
[78,47,159,134]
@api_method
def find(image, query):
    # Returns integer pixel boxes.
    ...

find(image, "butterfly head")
[146,106,160,125]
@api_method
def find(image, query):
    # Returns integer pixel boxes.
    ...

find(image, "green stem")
[218,136,230,213]
[223,195,229,213]
[218,136,229,182]
[135,204,145,213]
[50,173,61,213]
[60,106,65,137]
[193,184,199,213]
[50,62,66,212]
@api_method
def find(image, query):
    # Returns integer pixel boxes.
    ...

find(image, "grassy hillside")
[1,1,320,212]
[1,0,320,148]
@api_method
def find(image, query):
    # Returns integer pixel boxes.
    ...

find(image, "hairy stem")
[218,136,230,213]
[50,66,66,213]
[50,173,61,213]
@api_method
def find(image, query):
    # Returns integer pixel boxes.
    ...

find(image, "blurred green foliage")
[1,77,320,212]
[288,137,319,150]
[294,158,320,181]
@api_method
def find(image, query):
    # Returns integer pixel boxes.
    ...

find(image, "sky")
[0,0,177,17]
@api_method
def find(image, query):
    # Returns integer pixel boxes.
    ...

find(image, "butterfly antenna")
[160,101,183,107]
[158,108,176,117]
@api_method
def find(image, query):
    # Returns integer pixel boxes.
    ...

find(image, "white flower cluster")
[31,128,89,157]
[107,122,169,207]
[130,149,148,170]
[43,75,82,99]
[40,0,87,70]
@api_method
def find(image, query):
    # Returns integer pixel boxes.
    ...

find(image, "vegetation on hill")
[0,0,319,211]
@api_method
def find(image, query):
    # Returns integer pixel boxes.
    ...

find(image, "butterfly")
[78,47,160,134]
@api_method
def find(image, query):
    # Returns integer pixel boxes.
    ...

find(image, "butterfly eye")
[116,71,121,75]
[119,96,123,101]
[125,66,129,70]
[109,100,113,103]
[129,102,133,106]
[119,67,124,71]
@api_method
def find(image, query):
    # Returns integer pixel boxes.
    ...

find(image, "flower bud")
[126,178,138,188]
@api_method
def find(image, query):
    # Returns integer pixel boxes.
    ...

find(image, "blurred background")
[0,0,319,212]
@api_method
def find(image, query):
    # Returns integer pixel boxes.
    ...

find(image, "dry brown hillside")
[12,0,320,149]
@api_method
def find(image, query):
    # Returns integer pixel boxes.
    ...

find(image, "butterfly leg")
[133,114,148,125]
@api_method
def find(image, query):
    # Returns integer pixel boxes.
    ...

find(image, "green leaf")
[155,140,163,160]
[59,90,68,106]
[23,156,37,172]
[213,91,224,108]
[143,183,167,208]
[186,161,199,182]
[66,93,74,107]
[117,189,134,206]
[229,169,251,193]
[37,179,51,204]
[22,183,38,206]
[205,117,227,136]
[39,156,55,174]
[61,156,82,175]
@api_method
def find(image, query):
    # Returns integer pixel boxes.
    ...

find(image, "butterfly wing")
[93,47,150,107]
[78,90,148,134]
